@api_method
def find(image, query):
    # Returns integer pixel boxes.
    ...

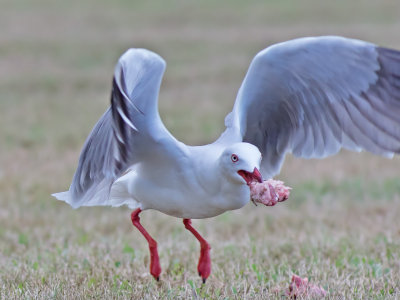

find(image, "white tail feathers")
[52,191,80,209]
[108,172,139,209]
[52,172,139,210]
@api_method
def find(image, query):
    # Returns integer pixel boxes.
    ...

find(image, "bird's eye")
[231,154,239,163]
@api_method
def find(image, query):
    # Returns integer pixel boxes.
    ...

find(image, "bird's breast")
[129,169,251,219]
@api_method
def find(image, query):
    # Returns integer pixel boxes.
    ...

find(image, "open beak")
[237,167,263,185]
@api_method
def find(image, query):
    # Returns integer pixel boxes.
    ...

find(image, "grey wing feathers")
[226,36,400,178]
[71,108,117,197]
[53,49,169,207]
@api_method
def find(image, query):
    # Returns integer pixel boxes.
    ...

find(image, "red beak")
[237,167,263,185]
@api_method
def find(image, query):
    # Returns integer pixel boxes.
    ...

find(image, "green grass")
[1,0,400,298]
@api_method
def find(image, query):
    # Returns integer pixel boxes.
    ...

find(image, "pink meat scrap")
[286,274,327,298]
[249,179,291,206]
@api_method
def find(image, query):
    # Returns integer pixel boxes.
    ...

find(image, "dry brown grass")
[1,0,400,298]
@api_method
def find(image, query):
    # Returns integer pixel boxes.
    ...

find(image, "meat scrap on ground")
[286,274,327,298]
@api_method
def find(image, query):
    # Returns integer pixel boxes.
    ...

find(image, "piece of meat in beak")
[238,168,291,206]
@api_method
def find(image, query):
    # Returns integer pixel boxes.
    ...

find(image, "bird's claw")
[151,272,161,282]
[197,246,211,283]
[149,250,161,282]
[198,271,207,284]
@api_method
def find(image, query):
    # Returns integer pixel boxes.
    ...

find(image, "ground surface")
[1,0,400,299]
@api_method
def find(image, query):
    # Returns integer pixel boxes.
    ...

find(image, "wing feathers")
[55,49,174,207]
[224,36,400,177]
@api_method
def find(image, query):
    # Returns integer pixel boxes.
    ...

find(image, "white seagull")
[53,36,400,282]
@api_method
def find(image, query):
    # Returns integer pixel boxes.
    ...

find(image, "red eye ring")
[231,154,239,163]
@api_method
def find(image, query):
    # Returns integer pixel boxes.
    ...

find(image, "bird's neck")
[187,145,250,212]
[187,144,224,195]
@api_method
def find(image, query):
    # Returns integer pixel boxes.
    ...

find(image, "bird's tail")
[52,172,139,209]
[52,191,79,208]
[52,176,113,209]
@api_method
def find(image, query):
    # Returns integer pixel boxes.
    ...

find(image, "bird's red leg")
[131,208,161,281]
[183,219,211,283]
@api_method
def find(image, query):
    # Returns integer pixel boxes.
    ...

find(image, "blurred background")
[1,0,399,298]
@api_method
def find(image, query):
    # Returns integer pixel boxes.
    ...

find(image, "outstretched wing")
[220,36,400,178]
[53,48,182,207]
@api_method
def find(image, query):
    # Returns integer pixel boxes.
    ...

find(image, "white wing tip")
[118,48,166,69]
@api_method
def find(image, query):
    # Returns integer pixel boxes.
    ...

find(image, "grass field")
[1,0,400,298]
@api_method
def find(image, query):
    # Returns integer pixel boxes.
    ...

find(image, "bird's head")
[219,143,263,185]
